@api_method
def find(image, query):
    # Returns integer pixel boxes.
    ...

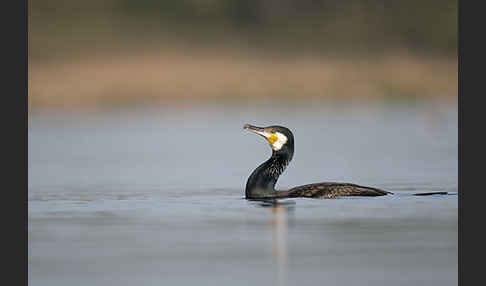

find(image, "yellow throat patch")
[267,133,278,145]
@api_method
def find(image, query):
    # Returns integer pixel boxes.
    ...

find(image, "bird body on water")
[243,124,448,200]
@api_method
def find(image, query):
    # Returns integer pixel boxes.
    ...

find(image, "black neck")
[245,149,292,199]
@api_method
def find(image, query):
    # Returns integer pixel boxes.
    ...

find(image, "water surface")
[29,103,458,286]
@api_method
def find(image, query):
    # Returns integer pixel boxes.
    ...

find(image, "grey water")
[28,103,458,286]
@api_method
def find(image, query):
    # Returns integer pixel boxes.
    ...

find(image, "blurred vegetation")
[28,0,457,111]
[30,0,456,60]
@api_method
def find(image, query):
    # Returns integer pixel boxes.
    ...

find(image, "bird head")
[243,124,294,152]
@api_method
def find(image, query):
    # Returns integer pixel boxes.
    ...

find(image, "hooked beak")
[243,124,269,138]
[244,124,282,150]
[244,124,276,145]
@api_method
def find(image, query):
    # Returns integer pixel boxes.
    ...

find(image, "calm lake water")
[28,102,458,286]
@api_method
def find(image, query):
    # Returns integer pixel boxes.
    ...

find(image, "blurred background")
[29,0,457,111]
[28,2,458,286]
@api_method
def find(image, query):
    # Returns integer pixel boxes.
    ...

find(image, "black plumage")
[243,124,392,199]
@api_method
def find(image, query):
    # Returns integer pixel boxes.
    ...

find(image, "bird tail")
[413,192,449,196]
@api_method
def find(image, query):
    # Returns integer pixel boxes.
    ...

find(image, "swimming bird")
[243,124,392,199]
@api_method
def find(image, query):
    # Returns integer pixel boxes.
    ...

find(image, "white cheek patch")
[271,132,288,151]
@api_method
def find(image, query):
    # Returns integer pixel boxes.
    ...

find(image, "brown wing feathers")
[276,182,392,199]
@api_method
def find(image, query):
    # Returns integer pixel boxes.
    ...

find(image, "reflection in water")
[29,107,457,286]
[258,200,295,286]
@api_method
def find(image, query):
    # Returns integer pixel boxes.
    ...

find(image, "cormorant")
[243,124,392,199]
